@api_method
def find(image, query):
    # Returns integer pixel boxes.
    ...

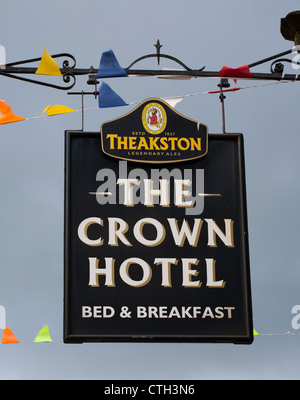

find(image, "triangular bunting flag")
[96,50,127,78]
[98,82,128,108]
[0,100,25,124]
[219,64,252,79]
[163,96,184,108]
[35,46,63,77]
[34,324,52,343]
[1,326,19,344]
[253,328,259,336]
[43,104,75,116]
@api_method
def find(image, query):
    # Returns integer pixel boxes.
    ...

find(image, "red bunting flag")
[208,87,240,94]
[219,65,252,79]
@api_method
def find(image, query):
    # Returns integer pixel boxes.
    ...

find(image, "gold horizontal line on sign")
[89,192,113,196]
[198,193,222,197]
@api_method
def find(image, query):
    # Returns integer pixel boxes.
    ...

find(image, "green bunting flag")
[34,325,52,343]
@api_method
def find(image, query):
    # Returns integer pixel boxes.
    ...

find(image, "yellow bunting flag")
[43,104,75,116]
[1,326,19,344]
[35,46,63,76]
[0,100,25,124]
[253,328,259,336]
[34,324,52,343]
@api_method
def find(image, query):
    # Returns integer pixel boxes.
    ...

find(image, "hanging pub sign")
[100,98,208,163]
[64,98,253,344]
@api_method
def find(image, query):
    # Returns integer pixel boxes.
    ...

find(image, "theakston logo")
[100,98,208,164]
[142,101,167,134]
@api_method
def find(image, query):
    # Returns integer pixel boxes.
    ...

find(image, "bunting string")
[0,79,294,125]
[0,325,299,344]
[0,324,53,344]
[255,332,300,336]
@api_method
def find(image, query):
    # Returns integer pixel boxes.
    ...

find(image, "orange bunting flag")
[35,46,63,77]
[1,326,19,344]
[0,100,25,124]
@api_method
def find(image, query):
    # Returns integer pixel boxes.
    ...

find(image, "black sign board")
[64,101,253,344]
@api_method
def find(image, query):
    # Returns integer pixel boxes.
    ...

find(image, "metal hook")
[218,79,230,134]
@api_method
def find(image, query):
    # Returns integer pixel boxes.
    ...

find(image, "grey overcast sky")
[0,0,300,380]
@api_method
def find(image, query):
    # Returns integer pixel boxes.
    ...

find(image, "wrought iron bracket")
[0,41,299,92]
[124,43,300,81]
[125,40,205,72]
[0,53,79,90]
